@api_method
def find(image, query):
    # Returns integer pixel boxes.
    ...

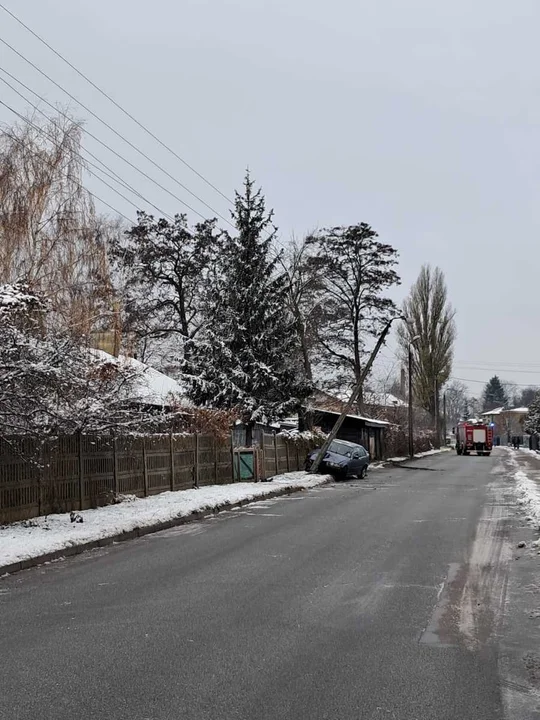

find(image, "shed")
[308,407,389,460]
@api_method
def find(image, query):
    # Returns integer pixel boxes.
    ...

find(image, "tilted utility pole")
[309,317,403,474]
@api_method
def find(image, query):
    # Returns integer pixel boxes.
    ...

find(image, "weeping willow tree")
[397,265,456,418]
[0,110,118,336]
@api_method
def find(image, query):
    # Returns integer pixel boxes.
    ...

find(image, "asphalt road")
[0,451,519,719]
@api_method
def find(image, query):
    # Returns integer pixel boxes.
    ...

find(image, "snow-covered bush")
[0,284,152,437]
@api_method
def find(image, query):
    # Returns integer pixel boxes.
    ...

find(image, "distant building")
[481,406,528,442]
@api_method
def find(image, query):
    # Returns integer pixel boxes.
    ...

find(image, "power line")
[0,1,235,207]
[0,99,136,224]
[0,34,236,227]
[455,360,540,369]
[0,71,174,220]
[453,365,540,376]
[450,376,539,388]
[0,65,209,222]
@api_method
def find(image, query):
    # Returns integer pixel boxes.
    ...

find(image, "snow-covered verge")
[514,469,540,528]
[370,447,450,469]
[0,472,331,570]
[518,448,540,459]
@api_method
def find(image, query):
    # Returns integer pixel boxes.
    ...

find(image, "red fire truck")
[455,421,493,456]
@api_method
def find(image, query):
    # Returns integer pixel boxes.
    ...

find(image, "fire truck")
[455,420,493,456]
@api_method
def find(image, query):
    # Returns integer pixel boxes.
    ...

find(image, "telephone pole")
[309,317,403,474]
[443,392,447,446]
[434,377,440,448]
[407,336,420,458]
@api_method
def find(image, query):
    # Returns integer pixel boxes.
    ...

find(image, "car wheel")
[360,465,368,479]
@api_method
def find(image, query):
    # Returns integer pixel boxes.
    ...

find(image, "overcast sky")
[2,0,540,397]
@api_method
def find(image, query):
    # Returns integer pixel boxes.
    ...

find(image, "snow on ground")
[0,472,331,569]
[500,447,540,528]
[517,448,540,459]
[514,469,540,527]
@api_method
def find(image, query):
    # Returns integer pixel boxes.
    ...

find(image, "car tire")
[360,465,368,479]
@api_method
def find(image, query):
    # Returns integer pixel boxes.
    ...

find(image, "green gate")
[233,450,255,481]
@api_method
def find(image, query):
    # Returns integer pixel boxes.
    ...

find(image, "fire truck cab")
[455,420,493,456]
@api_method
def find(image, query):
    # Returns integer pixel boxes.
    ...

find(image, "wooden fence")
[261,433,313,479]
[0,432,317,524]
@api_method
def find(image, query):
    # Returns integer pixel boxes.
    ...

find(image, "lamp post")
[408,336,420,458]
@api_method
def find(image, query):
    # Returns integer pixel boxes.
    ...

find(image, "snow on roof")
[481,407,505,416]
[312,407,389,427]
[88,349,189,408]
[364,392,407,407]
[481,406,529,416]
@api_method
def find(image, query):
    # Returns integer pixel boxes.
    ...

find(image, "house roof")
[312,407,389,428]
[364,392,407,408]
[481,407,505,416]
[481,406,529,416]
[89,349,189,408]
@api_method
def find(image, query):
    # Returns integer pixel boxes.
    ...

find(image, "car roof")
[330,439,365,449]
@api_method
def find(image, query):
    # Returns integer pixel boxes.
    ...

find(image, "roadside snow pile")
[0,472,331,569]
[416,448,449,458]
[515,469,540,528]
[519,448,540,459]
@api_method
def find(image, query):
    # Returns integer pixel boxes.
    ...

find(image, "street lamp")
[408,335,421,458]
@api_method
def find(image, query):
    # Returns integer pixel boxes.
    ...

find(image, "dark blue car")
[305,439,370,480]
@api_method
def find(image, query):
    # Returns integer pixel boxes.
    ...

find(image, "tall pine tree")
[482,375,507,411]
[184,173,310,436]
[525,392,540,435]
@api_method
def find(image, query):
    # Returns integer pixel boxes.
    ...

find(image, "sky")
[1,0,540,398]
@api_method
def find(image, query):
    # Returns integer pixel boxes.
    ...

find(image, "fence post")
[112,436,119,495]
[230,432,235,481]
[296,443,300,472]
[285,440,290,472]
[237,450,242,482]
[193,434,199,489]
[170,432,175,492]
[142,437,148,497]
[37,439,44,516]
[214,438,219,484]
[274,434,279,476]
[78,432,84,511]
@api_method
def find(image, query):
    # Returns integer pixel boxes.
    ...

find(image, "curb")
[0,480,329,577]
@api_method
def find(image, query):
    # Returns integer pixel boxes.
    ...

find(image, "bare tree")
[444,380,469,427]
[278,235,324,383]
[108,211,222,376]
[0,110,117,335]
[306,223,400,403]
[398,265,456,418]
[519,386,538,408]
